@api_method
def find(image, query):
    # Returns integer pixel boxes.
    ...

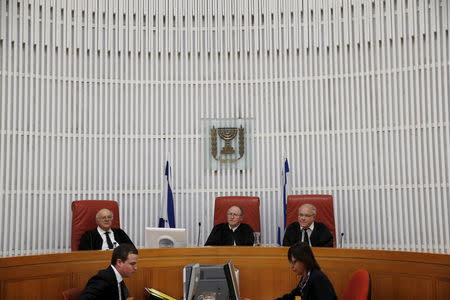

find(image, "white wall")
[0,0,449,256]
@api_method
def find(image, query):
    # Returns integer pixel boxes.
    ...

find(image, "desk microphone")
[340,232,345,247]
[197,222,202,246]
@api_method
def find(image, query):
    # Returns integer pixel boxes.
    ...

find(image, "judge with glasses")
[282,204,333,247]
[205,205,255,246]
[79,208,135,251]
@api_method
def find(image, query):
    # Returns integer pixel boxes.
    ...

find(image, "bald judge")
[205,205,255,246]
[79,208,135,251]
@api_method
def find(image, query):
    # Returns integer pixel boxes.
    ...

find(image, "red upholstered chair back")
[214,196,261,232]
[341,269,371,300]
[71,200,120,251]
[62,287,83,300]
[286,194,336,247]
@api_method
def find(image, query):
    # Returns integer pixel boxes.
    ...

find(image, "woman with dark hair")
[275,242,337,300]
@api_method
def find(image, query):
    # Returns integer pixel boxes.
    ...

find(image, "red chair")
[286,194,336,247]
[213,196,260,232]
[341,269,371,300]
[62,287,83,300]
[71,200,121,251]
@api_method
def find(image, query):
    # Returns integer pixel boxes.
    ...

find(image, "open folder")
[144,287,177,300]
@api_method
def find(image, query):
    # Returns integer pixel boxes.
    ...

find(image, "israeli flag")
[277,157,290,245]
[159,161,176,228]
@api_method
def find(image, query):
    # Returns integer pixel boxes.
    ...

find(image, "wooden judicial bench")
[1,247,449,300]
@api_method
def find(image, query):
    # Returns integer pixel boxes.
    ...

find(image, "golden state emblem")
[210,126,245,163]
[203,119,252,170]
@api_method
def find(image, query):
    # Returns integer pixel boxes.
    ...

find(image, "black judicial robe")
[205,223,254,246]
[282,222,333,247]
[78,228,135,251]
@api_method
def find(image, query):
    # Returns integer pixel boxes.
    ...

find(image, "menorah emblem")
[217,127,238,154]
[210,125,245,163]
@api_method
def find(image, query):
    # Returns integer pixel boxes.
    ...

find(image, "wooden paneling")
[437,279,450,299]
[0,247,449,300]
[3,275,71,300]
[371,273,433,299]
[146,267,184,298]
[239,265,293,299]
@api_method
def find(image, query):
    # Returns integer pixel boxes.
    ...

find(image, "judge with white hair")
[79,208,135,251]
[282,204,333,247]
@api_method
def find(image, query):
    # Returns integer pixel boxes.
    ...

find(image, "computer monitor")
[183,261,240,300]
[223,261,240,300]
[184,263,200,300]
[145,227,187,248]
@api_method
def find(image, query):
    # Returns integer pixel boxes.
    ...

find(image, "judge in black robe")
[205,205,255,246]
[282,203,333,247]
[78,208,135,251]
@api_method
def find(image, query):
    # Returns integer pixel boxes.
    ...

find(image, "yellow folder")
[144,287,177,300]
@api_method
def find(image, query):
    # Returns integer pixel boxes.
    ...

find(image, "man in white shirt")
[282,204,333,247]
[79,208,135,251]
[78,243,138,300]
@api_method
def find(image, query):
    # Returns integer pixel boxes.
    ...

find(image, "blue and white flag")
[159,161,176,228]
[277,157,290,245]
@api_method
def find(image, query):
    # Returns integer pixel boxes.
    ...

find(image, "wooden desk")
[1,247,449,300]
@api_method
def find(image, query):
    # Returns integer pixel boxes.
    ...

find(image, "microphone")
[340,232,345,247]
[197,222,202,246]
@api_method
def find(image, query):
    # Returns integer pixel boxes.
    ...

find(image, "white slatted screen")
[0,0,449,256]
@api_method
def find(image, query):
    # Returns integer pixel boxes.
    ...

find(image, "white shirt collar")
[302,222,315,231]
[229,224,240,232]
[111,264,123,283]
[97,226,111,234]
[111,265,123,300]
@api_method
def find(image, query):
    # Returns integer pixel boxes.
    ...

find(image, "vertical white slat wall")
[0,0,449,256]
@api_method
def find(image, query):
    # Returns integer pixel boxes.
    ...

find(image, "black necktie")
[303,228,310,246]
[120,280,129,300]
[105,231,114,249]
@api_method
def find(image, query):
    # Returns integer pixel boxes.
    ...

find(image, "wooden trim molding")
[1,247,449,300]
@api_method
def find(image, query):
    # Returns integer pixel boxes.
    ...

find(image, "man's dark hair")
[287,242,321,271]
[111,243,138,265]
